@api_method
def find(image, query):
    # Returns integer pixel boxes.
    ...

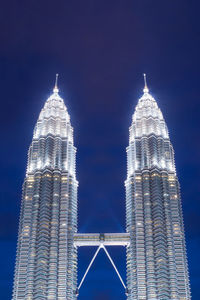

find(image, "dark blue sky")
[0,0,199,299]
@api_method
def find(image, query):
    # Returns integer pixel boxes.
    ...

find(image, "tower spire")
[143,73,149,93]
[53,73,59,93]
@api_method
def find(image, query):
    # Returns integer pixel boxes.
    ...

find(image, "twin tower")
[12,75,190,299]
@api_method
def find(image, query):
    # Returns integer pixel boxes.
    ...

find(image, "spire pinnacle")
[143,73,149,93]
[53,74,59,93]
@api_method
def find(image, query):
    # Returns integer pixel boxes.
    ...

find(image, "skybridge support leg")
[102,245,126,290]
[78,245,101,291]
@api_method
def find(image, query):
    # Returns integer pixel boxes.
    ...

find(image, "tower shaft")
[125,87,190,299]
[12,89,78,299]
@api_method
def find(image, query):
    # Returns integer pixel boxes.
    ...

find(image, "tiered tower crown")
[128,75,174,175]
[27,76,75,175]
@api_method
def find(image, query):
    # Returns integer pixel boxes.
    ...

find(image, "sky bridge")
[74,232,130,295]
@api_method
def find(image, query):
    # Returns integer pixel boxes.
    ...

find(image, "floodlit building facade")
[125,76,190,299]
[12,75,190,299]
[12,77,78,299]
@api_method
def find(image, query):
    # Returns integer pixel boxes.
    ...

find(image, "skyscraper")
[12,76,78,299]
[125,75,190,299]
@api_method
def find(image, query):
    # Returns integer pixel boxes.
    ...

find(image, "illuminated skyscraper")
[12,76,78,299]
[125,75,190,299]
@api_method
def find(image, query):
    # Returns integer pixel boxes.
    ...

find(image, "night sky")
[0,1,199,299]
